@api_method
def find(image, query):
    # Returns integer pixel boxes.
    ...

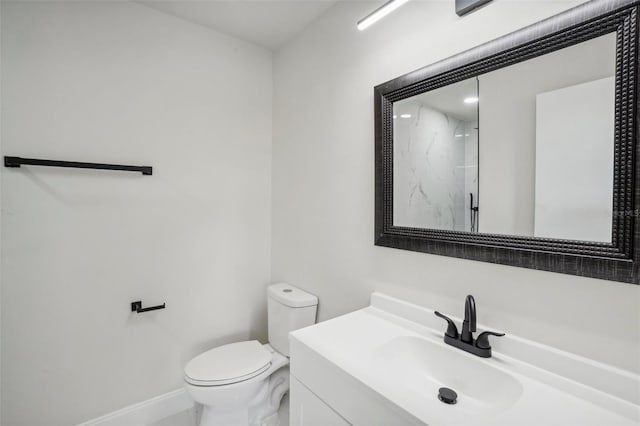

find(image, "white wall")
[1,2,272,425]
[272,0,640,374]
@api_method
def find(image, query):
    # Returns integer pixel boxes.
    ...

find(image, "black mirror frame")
[374,0,640,284]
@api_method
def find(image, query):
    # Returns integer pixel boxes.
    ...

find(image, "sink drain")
[438,387,457,405]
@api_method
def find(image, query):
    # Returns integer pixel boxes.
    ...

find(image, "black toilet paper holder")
[131,300,166,313]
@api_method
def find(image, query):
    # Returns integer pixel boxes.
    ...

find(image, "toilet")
[184,283,318,426]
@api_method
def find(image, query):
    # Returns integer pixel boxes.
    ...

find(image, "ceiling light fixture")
[464,96,479,104]
[357,0,411,31]
[400,114,412,118]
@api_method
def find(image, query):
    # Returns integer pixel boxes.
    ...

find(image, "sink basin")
[290,293,640,425]
[374,336,523,417]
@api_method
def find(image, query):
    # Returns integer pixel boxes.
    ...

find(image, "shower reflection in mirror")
[393,77,479,232]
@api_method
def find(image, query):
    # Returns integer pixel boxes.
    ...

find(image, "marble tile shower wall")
[394,101,478,231]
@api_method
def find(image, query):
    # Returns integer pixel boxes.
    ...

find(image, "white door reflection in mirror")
[534,77,614,242]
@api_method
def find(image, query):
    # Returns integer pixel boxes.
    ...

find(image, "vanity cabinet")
[289,377,351,426]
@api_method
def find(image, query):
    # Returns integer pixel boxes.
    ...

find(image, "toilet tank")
[268,283,318,357]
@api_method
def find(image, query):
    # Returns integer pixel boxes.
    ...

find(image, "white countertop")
[290,293,640,426]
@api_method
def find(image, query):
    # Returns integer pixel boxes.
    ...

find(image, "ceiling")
[400,77,479,122]
[139,0,339,50]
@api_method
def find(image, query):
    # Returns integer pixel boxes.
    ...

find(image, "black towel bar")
[4,156,152,175]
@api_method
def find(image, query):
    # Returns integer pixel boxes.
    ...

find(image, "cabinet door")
[290,376,351,426]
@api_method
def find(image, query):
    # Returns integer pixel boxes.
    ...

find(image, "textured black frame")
[374,0,640,284]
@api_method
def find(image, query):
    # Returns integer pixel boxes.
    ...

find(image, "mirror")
[392,34,615,242]
[375,0,640,284]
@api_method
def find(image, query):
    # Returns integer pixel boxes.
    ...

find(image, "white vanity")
[289,293,640,426]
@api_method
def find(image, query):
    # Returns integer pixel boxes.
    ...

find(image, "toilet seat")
[184,340,272,386]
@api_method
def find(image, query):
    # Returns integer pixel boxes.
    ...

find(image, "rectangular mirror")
[393,34,616,242]
[375,0,640,283]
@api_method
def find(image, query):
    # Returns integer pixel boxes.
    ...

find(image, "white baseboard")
[76,388,195,426]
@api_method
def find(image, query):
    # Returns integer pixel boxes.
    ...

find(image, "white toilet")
[184,283,318,426]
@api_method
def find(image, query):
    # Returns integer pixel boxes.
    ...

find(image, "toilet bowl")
[184,283,318,426]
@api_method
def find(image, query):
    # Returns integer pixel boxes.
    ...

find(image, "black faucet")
[461,295,476,344]
[435,295,504,358]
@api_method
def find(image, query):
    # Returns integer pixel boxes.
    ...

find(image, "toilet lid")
[184,340,272,385]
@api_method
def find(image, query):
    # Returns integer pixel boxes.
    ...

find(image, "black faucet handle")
[434,311,459,338]
[475,331,505,349]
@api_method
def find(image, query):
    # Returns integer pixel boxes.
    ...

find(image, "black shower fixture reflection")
[469,193,479,233]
